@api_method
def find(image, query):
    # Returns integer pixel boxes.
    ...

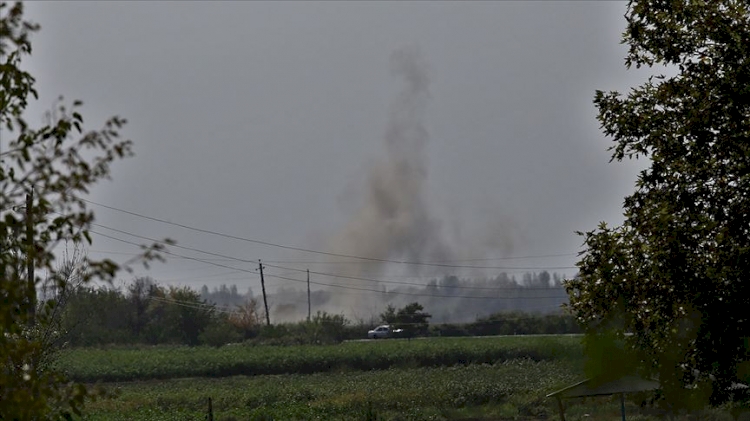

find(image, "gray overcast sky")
[22,1,650,294]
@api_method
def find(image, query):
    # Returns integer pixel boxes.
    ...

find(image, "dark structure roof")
[547,375,747,421]
[546,376,660,421]
[547,375,660,399]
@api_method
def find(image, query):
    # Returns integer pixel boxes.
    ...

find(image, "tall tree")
[0,2,163,418]
[565,0,750,410]
[127,276,155,339]
[381,302,431,336]
[164,286,215,346]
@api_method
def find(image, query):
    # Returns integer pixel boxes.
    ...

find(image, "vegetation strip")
[56,336,583,383]
[83,360,582,421]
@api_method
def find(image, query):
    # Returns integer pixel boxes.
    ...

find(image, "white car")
[367,325,403,339]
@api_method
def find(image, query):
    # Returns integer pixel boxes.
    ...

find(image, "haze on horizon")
[18,2,652,321]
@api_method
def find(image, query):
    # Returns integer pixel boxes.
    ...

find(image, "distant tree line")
[53,276,578,348]
[430,311,580,337]
[397,272,569,323]
[212,271,571,324]
[200,283,250,308]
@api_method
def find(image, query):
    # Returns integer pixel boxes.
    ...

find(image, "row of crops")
[84,359,585,421]
[55,335,584,383]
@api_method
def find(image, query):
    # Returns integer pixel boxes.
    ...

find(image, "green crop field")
[60,335,670,421]
[56,335,584,383]
[83,360,583,421]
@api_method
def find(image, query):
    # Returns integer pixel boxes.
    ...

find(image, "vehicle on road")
[367,325,404,339]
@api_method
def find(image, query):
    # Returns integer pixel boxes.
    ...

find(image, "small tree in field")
[380,302,431,337]
[0,2,163,418]
[229,298,264,339]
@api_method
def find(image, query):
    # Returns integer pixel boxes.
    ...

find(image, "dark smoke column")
[331,47,454,279]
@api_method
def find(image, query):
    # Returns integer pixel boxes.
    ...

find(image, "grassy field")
[56,335,584,382]
[62,335,678,421]
[83,360,584,421]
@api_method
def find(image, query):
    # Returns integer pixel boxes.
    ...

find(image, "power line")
[147,295,237,315]
[86,249,138,256]
[88,249,246,263]
[91,230,257,274]
[262,253,576,264]
[92,223,254,266]
[92,223,569,291]
[263,262,566,291]
[90,230,569,301]
[83,199,577,270]
[156,270,255,283]
[89,251,540,278]
[262,271,567,301]
[145,296,567,324]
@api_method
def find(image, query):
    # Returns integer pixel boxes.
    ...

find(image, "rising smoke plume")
[329,47,454,279]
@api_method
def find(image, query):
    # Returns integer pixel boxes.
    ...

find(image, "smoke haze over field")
[22,2,652,320]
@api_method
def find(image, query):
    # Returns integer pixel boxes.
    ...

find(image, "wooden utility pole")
[307,269,311,322]
[26,189,35,326]
[258,260,270,326]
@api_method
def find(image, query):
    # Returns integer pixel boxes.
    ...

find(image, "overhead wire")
[90,230,569,301]
[85,235,569,321]
[88,249,246,263]
[149,293,566,324]
[91,223,570,292]
[156,270,255,283]
[262,252,576,264]
[147,295,238,315]
[262,262,567,291]
[83,199,577,270]
[262,272,566,300]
